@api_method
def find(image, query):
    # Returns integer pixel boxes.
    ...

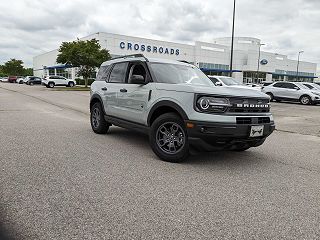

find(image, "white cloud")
[0,0,319,71]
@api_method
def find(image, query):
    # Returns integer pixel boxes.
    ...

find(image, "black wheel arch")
[147,100,189,127]
[90,94,106,114]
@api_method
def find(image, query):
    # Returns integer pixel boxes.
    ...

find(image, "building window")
[243,71,266,84]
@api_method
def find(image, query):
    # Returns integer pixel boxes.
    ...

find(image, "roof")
[101,54,192,67]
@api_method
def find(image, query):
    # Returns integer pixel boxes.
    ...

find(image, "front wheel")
[90,102,109,134]
[300,95,311,105]
[68,82,75,87]
[150,113,189,163]
[48,82,55,88]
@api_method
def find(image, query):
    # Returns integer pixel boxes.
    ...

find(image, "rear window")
[96,65,111,81]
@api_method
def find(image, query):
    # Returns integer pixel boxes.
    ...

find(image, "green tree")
[2,59,24,76]
[57,39,111,87]
[24,68,33,76]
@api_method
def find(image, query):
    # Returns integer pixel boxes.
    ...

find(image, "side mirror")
[130,75,145,84]
[294,86,300,90]
[215,82,223,86]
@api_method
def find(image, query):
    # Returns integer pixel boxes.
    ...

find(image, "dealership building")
[33,32,318,83]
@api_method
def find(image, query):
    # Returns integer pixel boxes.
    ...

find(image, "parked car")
[90,54,275,162]
[301,82,320,92]
[262,82,274,87]
[26,77,42,85]
[42,76,76,88]
[17,77,24,84]
[208,75,260,91]
[0,77,8,82]
[8,76,17,83]
[245,83,262,90]
[262,81,320,105]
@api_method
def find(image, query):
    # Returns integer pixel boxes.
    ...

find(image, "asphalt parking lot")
[1,83,320,239]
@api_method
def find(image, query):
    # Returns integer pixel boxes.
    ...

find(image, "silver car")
[262,81,320,105]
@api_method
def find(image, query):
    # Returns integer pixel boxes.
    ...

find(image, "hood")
[155,83,269,99]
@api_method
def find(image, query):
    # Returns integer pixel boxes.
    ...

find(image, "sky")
[0,0,319,72]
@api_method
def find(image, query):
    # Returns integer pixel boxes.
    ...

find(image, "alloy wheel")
[156,122,185,154]
[91,107,101,128]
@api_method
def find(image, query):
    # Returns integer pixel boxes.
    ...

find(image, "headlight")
[196,96,230,113]
[311,91,320,96]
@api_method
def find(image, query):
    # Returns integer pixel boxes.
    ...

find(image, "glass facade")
[243,71,266,84]
[199,62,229,70]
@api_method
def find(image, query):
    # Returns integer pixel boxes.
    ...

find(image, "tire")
[48,82,55,88]
[300,95,311,105]
[68,82,75,87]
[149,113,189,163]
[266,92,274,102]
[90,102,109,134]
[30,82,34,86]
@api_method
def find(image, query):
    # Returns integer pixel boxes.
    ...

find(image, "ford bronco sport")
[90,54,275,162]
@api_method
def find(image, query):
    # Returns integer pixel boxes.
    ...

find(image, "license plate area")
[250,125,264,137]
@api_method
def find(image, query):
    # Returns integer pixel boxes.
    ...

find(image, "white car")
[208,75,261,91]
[262,81,320,105]
[301,82,320,93]
[0,77,8,82]
[42,75,76,88]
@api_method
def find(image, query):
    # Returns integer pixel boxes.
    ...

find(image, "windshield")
[219,77,242,86]
[307,83,320,90]
[150,63,214,87]
[295,83,310,90]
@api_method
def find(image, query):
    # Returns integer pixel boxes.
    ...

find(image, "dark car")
[8,76,17,83]
[26,77,42,85]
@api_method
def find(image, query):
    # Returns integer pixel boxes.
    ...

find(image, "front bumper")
[186,120,275,151]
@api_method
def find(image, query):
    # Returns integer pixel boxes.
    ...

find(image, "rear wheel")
[300,95,311,105]
[30,82,34,86]
[150,113,189,163]
[90,102,109,134]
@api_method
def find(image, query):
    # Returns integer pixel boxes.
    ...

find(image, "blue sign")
[260,59,268,65]
[119,41,180,56]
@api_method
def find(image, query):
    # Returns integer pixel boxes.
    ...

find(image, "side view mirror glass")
[294,87,300,90]
[215,82,223,86]
[130,75,145,84]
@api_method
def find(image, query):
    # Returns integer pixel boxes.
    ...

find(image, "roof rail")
[111,54,149,62]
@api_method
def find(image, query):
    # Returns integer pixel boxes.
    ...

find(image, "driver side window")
[128,63,147,84]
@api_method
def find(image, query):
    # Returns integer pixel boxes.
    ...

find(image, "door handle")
[120,88,127,93]
[101,87,108,91]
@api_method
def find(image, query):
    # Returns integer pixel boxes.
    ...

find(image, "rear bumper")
[186,120,275,151]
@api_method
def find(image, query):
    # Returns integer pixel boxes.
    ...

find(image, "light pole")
[296,51,304,81]
[229,0,236,77]
[256,43,265,83]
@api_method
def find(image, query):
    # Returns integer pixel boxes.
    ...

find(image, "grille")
[236,117,271,125]
[228,98,270,113]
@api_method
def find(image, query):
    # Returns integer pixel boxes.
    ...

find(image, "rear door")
[103,62,129,117]
[116,62,151,124]
[281,82,300,100]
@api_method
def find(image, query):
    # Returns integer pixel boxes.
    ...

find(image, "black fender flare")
[147,100,189,126]
[90,94,106,114]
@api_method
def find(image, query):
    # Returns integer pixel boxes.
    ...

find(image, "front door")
[116,62,151,125]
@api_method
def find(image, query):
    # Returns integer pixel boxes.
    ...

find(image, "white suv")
[90,54,275,162]
[262,81,320,105]
[208,75,261,91]
[42,76,76,88]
